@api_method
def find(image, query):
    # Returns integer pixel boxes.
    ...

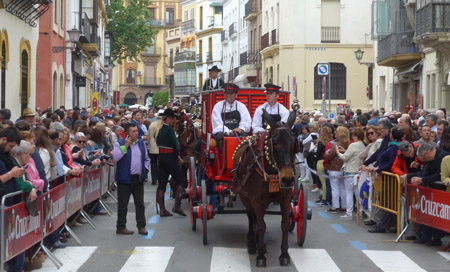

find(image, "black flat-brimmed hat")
[264,83,281,93]
[162,109,175,117]
[208,65,221,72]
[223,83,240,93]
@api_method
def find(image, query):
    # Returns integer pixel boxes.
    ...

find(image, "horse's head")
[263,109,297,188]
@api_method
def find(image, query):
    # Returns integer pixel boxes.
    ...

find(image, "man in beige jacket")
[147,111,164,185]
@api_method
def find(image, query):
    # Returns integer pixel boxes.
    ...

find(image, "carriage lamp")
[52,29,82,53]
[292,99,300,111]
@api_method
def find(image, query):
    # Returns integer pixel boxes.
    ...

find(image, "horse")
[232,109,297,267]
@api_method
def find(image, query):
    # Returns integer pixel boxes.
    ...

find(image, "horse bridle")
[267,125,296,168]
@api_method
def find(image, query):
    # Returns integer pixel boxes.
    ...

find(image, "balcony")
[415,2,450,47]
[229,22,237,38]
[181,19,195,34]
[247,50,261,66]
[321,26,340,43]
[240,51,248,66]
[174,51,196,63]
[143,46,162,56]
[221,30,229,43]
[142,77,162,86]
[271,29,279,45]
[196,53,203,64]
[206,52,212,62]
[378,31,421,67]
[261,32,269,50]
[244,0,258,21]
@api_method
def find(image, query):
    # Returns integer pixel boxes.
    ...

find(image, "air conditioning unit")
[137,71,142,76]
[406,0,416,5]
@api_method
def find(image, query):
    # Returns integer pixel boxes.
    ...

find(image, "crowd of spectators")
[0,105,163,271]
[293,107,450,252]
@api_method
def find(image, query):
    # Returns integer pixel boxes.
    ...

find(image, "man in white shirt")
[211,83,251,145]
[202,65,225,91]
[252,83,290,134]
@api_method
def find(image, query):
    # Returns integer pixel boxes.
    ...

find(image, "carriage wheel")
[190,157,198,232]
[201,178,208,245]
[297,183,308,246]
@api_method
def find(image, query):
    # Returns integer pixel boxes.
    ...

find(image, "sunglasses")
[367,132,375,136]
[78,140,86,143]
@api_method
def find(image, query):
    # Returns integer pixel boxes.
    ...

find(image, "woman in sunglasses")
[71,132,101,167]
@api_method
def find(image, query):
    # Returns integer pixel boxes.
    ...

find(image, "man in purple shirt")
[113,122,150,235]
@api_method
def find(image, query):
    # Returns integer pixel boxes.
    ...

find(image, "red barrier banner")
[43,183,67,237]
[3,198,43,262]
[83,168,101,205]
[66,177,83,217]
[101,165,109,194]
[407,185,450,233]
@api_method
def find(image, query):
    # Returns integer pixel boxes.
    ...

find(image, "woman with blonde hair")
[316,126,333,205]
[324,126,350,213]
[34,126,57,181]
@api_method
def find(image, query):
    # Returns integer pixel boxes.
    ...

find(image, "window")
[314,63,347,99]
[53,72,58,109]
[21,50,29,112]
[184,10,188,21]
[149,8,155,19]
[60,0,64,27]
[124,92,137,105]
[1,41,6,108]
[54,0,58,24]
[368,66,373,100]
[166,8,174,25]
[126,69,136,84]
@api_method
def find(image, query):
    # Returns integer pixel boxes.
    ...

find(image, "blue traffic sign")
[328,112,335,119]
[318,63,329,76]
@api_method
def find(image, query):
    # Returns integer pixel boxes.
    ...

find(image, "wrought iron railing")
[416,2,450,37]
[229,22,237,37]
[271,29,279,45]
[321,26,340,43]
[240,51,248,66]
[261,32,269,50]
[378,31,417,62]
[181,19,195,34]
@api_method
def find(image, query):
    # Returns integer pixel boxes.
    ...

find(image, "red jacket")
[390,143,422,176]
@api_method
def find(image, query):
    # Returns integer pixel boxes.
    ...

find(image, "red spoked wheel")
[189,157,197,232]
[296,183,308,246]
[201,178,208,245]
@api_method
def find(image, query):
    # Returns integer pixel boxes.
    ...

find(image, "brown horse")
[233,109,297,267]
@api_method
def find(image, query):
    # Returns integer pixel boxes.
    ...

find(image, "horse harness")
[262,103,282,129]
[232,126,294,193]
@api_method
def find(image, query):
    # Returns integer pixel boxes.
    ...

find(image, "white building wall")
[0,11,38,120]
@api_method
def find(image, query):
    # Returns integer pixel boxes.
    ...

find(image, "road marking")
[362,250,426,272]
[330,224,348,234]
[289,248,341,272]
[148,215,160,224]
[40,246,97,271]
[307,201,316,207]
[349,241,368,250]
[140,229,155,239]
[120,246,174,272]
[437,252,450,262]
[317,211,331,219]
[210,247,251,272]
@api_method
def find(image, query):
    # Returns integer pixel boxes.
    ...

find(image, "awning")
[396,61,422,76]
[234,70,257,83]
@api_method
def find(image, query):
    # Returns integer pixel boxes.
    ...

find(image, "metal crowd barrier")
[1,163,117,269]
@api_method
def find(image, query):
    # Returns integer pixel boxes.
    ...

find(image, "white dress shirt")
[252,102,290,133]
[211,100,251,135]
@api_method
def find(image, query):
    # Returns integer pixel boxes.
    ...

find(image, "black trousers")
[149,154,159,183]
[116,175,146,230]
[158,153,184,191]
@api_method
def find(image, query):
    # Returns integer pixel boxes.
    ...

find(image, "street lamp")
[52,29,82,53]
[354,48,374,67]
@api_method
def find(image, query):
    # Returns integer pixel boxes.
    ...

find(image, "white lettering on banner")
[14,211,41,239]
[87,178,100,194]
[420,195,450,220]
[68,186,82,205]
[50,197,66,220]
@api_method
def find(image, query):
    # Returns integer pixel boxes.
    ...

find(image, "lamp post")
[52,29,82,53]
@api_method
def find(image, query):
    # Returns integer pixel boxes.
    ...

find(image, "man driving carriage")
[252,83,290,134]
[211,83,251,147]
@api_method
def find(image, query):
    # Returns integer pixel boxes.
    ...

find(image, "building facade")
[261,0,374,113]
[0,1,51,119]
[116,0,182,108]
[242,0,262,87]
[167,27,181,98]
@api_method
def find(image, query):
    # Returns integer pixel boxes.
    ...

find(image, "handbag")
[25,193,39,217]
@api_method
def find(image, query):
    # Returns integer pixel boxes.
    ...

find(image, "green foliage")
[152,90,169,107]
[107,0,158,64]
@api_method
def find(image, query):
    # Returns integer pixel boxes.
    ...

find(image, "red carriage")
[187,87,311,247]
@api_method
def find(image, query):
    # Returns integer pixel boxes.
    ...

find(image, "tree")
[152,90,169,107]
[107,0,158,64]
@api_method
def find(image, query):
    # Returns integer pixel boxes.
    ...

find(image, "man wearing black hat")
[252,83,290,134]
[155,109,186,217]
[202,65,224,91]
[211,83,251,145]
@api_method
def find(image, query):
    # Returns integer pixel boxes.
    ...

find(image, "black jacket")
[363,134,390,167]
[202,78,224,91]
[416,148,449,188]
